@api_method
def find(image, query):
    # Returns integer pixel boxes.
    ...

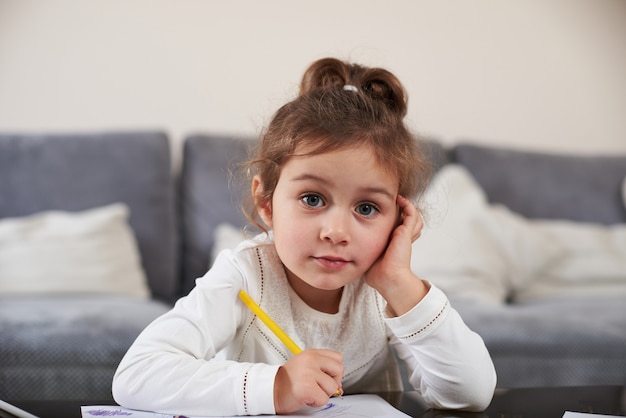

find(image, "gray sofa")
[0,132,178,401]
[0,132,624,402]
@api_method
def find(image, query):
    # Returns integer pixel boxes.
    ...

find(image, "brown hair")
[243,57,432,231]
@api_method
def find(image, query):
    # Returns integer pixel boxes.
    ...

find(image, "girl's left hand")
[364,195,428,316]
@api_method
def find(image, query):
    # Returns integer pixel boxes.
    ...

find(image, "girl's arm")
[112,252,277,416]
[366,196,496,411]
[386,285,497,411]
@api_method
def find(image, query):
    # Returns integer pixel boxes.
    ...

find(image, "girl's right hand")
[273,349,344,414]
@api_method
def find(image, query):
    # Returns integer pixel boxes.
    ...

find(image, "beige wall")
[1,0,625,159]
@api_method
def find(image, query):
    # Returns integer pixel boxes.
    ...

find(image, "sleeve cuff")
[384,282,450,341]
[242,363,280,415]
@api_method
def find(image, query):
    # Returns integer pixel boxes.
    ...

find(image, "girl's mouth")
[313,256,350,270]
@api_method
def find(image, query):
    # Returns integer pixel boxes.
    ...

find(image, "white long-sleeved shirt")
[112,236,496,416]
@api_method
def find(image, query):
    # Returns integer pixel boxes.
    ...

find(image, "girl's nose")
[320,210,350,244]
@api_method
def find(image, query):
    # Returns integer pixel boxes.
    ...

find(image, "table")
[5,386,625,418]
[384,385,625,417]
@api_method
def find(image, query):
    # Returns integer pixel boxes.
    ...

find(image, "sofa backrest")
[14,132,617,299]
[180,134,251,295]
[454,143,626,225]
[0,132,179,301]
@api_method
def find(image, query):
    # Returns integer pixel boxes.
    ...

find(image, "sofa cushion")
[452,297,626,388]
[454,143,626,224]
[0,132,178,301]
[421,138,450,172]
[0,203,150,298]
[0,295,171,400]
[180,135,252,295]
[622,176,626,209]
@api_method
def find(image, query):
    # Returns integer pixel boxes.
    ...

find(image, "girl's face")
[254,144,399,311]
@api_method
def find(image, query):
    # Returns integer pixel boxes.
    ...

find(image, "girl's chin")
[303,275,361,292]
[285,265,362,292]
[312,283,345,292]
[290,275,346,292]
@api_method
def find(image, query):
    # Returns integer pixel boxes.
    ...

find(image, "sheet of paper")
[82,394,410,418]
[0,399,40,418]
[562,412,623,418]
[81,406,175,418]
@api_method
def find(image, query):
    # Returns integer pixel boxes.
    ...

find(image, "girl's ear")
[252,175,273,228]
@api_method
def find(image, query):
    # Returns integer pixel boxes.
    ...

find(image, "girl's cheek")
[371,235,391,260]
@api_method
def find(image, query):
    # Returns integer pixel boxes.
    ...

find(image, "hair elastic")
[343,84,358,92]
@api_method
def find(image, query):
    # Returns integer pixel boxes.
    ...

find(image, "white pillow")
[514,219,626,302]
[211,222,246,264]
[0,203,150,298]
[411,165,564,304]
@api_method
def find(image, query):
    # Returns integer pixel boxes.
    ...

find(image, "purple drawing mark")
[85,409,133,416]
[316,402,336,412]
[311,401,356,417]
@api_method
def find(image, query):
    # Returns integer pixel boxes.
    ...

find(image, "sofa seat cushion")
[0,295,171,400]
[452,297,626,388]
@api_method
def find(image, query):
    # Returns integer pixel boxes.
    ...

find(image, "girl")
[112,57,496,416]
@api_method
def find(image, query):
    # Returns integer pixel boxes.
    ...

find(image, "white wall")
[1,0,625,161]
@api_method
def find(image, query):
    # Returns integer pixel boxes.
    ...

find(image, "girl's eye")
[301,194,324,208]
[356,203,378,217]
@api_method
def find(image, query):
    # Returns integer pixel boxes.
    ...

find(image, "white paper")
[562,411,623,418]
[0,399,40,418]
[82,394,410,418]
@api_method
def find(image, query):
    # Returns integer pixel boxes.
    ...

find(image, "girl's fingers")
[304,350,344,400]
[397,195,423,242]
[412,209,424,241]
[305,352,344,406]
[275,349,344,413]
[318,375,342,401]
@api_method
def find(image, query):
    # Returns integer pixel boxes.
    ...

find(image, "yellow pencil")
[238,289,303,355]
[238,289,342,398]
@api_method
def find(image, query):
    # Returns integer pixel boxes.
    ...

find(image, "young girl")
[112,57,496,416]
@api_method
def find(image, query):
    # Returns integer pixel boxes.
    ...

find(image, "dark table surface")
[4,385,625,418]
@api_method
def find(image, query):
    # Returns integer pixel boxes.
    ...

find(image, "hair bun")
[299,58,349,94]
[360,68,407,117]
[299,57,408,117]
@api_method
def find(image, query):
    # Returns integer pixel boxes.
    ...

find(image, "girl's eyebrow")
[289,173,330,184]
[289,173,395,200]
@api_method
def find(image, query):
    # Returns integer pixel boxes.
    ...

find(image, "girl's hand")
[273,349,344,414]
[364,195,428,316]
